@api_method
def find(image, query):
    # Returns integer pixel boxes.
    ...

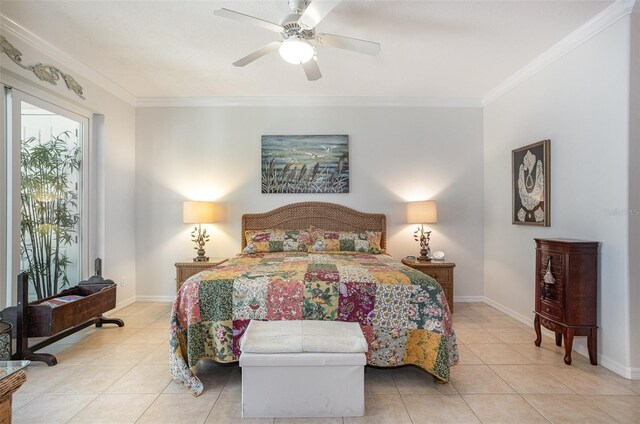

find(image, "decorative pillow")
[243,229,311,254]
[309,226,383,254]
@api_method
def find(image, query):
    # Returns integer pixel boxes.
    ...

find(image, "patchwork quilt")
[169,252,458,395]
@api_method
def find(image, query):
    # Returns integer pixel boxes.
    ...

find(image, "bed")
[169,202,458,395]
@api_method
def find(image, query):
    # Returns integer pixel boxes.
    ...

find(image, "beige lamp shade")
[183,201,220,224]
[407,200,438,224]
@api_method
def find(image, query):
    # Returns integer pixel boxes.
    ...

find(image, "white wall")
[135,106,484,300]
[0,30,138,306]
[483,17,632,374]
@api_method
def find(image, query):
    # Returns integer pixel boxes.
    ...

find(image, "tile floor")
[11,302,640,423]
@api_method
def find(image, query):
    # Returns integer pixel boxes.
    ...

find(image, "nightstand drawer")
[420,267,452,283]
[177,267,207,285]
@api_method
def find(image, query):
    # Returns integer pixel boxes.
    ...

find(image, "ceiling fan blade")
[214,8,284,33]
[316,33,381,56]
[298,1,341,29]
[302,57,322,81]
[232,41,282,67]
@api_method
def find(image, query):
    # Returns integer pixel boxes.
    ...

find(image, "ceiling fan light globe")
[279,37,314,64]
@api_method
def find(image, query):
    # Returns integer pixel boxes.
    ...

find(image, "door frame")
[0,86,9,308]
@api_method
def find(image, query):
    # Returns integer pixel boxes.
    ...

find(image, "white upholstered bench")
[239,320,367,418]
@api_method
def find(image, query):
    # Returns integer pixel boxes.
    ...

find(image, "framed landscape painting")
[512,139,550,226]
[261,135,349,194]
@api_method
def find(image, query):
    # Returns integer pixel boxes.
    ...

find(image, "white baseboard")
[112,296,136,312]
[597,355,640,380]
[135,295,175,303]
[454,296,485,303]
[482,297,533,326]
[482,296,638,380]
[111,295,173,312]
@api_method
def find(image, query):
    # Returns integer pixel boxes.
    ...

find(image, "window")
[3,88,90,304]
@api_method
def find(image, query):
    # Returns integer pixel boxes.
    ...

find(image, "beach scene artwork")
[261,135,349,194]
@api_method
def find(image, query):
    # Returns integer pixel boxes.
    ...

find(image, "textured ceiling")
[0,1,612,98]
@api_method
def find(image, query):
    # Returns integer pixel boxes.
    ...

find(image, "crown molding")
[482,0,636,106]
[0,14,137,106]
[136,96,482,108]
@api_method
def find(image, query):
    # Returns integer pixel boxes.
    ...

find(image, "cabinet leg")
[588,327,598,365]
[555,332,562,347]
[534,314,542,347]
[563,328,574,365]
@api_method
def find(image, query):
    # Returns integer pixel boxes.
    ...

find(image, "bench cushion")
[239,320,368,354]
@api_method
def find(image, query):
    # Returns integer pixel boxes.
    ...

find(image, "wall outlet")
[120,277,125,287]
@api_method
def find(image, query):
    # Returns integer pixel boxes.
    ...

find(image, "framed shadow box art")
[512,139,550,226]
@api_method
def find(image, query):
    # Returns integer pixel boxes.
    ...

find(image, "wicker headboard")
[241,202,387,250]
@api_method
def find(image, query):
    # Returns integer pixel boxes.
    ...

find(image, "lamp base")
[193,248,209,262]
[417,247,432,261]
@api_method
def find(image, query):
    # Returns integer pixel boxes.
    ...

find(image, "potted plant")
[20,131,80,300]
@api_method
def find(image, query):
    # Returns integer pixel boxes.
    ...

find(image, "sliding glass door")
[4,89,89,304]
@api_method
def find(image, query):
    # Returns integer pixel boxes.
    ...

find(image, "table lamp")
[183,201,219,262]
[407,200,438,261]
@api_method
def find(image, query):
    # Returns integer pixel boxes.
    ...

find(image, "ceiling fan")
[214,0,381,81]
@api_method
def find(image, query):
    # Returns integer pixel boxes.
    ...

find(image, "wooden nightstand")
[175,258,227,292]
[401,258,455,313]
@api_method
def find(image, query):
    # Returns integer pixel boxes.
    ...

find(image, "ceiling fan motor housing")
[279,13,315,39]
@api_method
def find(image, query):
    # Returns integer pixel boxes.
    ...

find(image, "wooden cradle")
[2,272,124,365]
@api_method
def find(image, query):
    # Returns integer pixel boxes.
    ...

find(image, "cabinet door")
[539,253,565,302]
